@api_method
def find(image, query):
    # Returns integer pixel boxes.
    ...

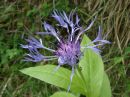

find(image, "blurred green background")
[0,0,130,97]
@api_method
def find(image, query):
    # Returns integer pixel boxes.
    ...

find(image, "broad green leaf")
[81,35,92,49]
[50,92,77,97]
[99,72,112,97]
[20,65,86,95]
[79,35,104,97]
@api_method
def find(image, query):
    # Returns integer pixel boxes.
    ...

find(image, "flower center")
[56,41,81,66]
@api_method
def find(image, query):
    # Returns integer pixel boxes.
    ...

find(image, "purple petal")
[63,11,70,23]
[93,26,111,44]
[44,22,60,41]
[75,16,96,43]
[93,26,102,42]
[23,48,44,62]
[87,46,102,54]
[83,16,96,32]
[98,40,111,44]
[75,14,80,27]
[21,37,44,49]
[52,11,68,28]
[21,36,56,52]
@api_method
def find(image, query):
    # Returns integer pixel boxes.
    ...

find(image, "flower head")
[56,40,81,66]
[21,9,110,91]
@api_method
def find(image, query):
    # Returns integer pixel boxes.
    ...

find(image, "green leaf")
[20,65,86,95]
[50,92,77,97]
[79,35,104,97]
[81,35,92,48]
[99,72,112,97]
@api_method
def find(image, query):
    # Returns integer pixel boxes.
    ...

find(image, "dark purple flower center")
[55,41,81,66]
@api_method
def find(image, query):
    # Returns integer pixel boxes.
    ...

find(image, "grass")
[0,0,130,97]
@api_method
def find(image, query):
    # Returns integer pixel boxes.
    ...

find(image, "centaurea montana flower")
[21,9,110,91]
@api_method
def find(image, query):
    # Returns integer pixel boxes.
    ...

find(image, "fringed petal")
[21,37,55,52]
[44,22,61,41]
[75,16,96,43]
[21,37,44,49]
[23,48,44,62]
[52,10,68,28]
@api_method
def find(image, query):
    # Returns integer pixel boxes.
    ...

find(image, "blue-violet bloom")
[21,9,110,91]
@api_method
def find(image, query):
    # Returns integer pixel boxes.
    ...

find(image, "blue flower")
[21,9,110,91]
